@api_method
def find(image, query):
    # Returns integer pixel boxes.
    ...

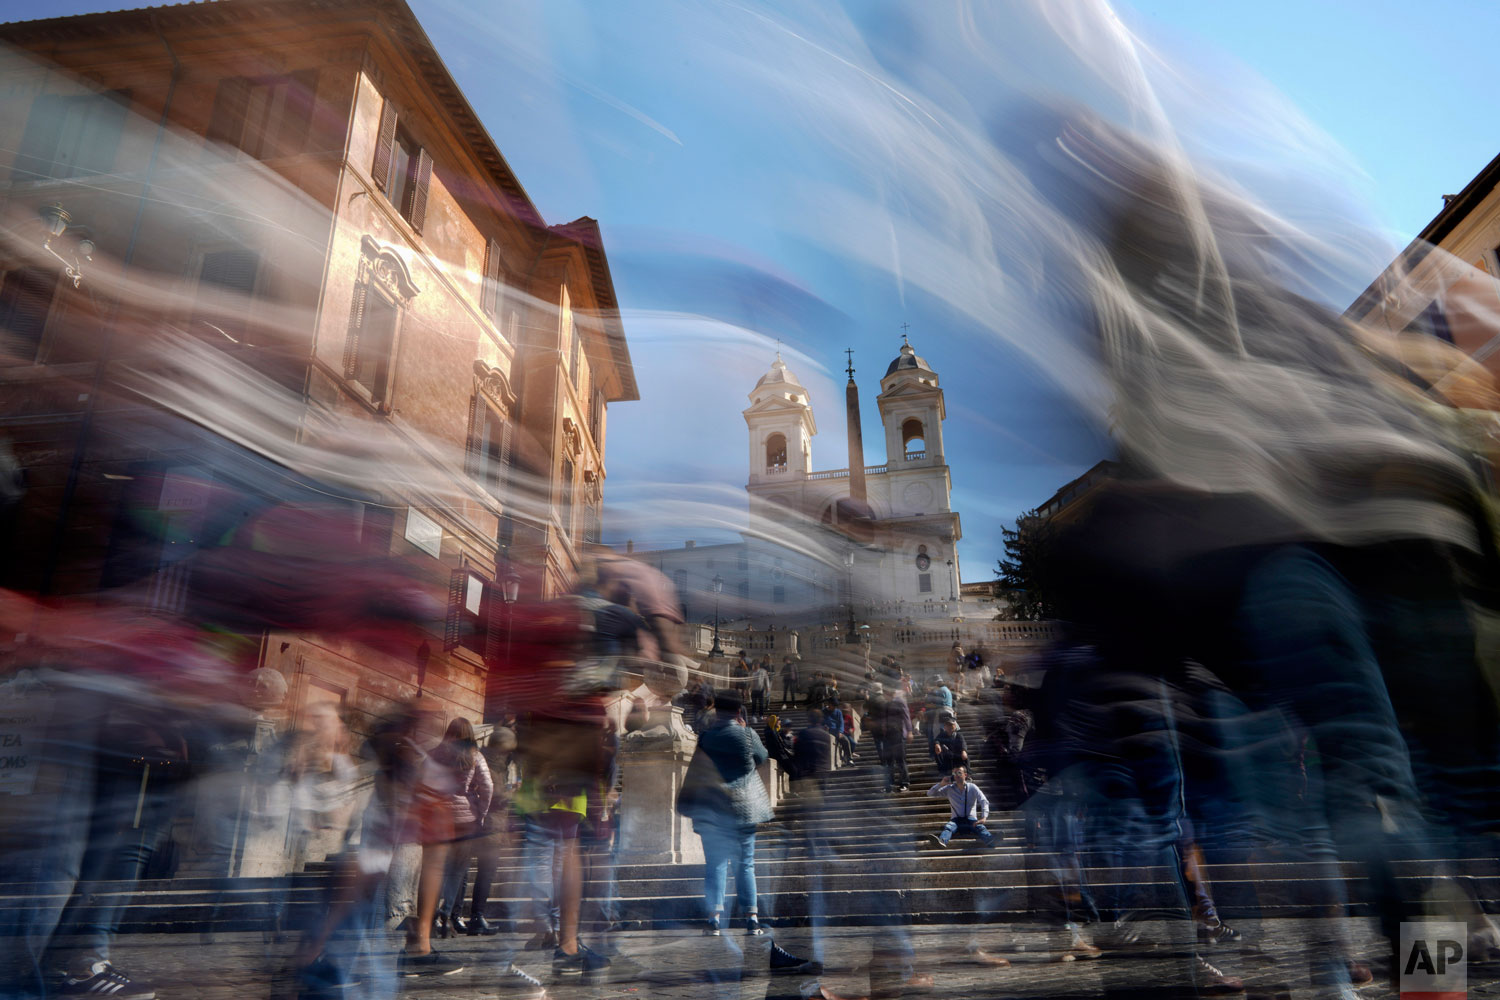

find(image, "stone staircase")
[5,685,1499,935]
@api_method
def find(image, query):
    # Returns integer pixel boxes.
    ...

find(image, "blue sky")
[13,0,1498,579]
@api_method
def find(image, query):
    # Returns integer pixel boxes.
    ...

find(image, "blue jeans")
[938,817,994,847]
[697,820,757,917]
[521,818,562,932]
[438,825,480,919]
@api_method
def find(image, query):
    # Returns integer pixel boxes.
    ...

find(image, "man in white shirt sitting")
[924,766,996,849]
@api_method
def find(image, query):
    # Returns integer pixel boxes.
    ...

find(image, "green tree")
[994,509,1055,621]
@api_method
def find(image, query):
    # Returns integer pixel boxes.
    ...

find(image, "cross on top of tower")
[900,321,911,347]
[845,347,855,380]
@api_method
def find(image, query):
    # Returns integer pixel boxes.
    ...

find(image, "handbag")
[675,745,731,820]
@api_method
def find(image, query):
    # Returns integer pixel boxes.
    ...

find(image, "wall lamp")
[39,203,94,288]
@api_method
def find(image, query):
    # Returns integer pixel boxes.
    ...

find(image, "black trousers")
[886,739,909,788]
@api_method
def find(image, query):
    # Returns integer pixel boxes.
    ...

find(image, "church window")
[902,418,926,459]
[737,580,749,600]
[773,585,786,604]
[766,433,788,469]
[738,551,748,570]
[918,573,933,593]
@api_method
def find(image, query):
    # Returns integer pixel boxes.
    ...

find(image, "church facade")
[640,340,962,625]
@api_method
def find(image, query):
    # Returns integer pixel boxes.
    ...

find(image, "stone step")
[8,867,1495,933]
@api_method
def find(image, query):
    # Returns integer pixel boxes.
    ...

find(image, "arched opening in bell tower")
[901,418,926,459]
[766,433,788,470]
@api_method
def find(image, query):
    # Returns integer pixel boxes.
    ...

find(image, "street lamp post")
[946,558,956,601]
[844,550,859,645]
[710,573,724,658]
[502,566,522,667]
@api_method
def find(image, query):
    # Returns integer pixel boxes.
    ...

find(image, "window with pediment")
[342,236,418,410]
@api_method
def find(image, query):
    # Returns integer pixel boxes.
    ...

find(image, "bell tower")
[876,334,961,595]
[744,353,816,488]
[877,336,946,470]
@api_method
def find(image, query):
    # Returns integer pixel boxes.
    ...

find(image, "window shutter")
[406,148,433,233]
[196,250,260,343]
[481,238,503,319]
[206,77,251,151]
[372,100,398,192]
[444,567,466,652]
[342,280,368,378]
[0,267,59,360]
[464,393,480,480]
[499,418,514,496]
[483,581,505,663]
[200,249,260,294]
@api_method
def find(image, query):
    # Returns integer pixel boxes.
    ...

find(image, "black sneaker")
[523,929,558,951]
[553,944,611,976]
[60,963,156,1000]
[1196,920,1243,945]
[745,916,765,936]
[399,950,465,976]
[298,955,359,992]
[769,942,822,976]
[499,963,545,991]
[704,915,722,936]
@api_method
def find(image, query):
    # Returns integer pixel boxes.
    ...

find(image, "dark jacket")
[763,723,793,764]
[691,719,773,827]
[698,719,768,782]
[884,696,912,740]
[933,730,968,771]
[791,724,833,780]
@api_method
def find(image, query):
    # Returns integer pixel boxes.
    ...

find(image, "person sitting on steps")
[925,767,996,850]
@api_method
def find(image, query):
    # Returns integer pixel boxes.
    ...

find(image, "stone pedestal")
[756,758,782,809]
[618,705,703,865]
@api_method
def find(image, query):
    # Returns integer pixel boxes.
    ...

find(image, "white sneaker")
[501,963,545,991]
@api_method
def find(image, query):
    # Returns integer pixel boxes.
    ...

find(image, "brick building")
[1345,152,1500,422]
[0,0,636,734]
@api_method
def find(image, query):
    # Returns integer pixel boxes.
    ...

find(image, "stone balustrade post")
[756,757,781,809]
[618,705,703,865]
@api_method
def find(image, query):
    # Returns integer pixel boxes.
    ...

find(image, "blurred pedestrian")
[434,717,492,938]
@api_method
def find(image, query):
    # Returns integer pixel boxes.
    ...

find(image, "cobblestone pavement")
[99,919,1500,1000]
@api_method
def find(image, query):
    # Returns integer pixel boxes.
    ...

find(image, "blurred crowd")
[2,93,1500,1000]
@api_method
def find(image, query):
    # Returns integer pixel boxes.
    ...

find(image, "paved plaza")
[94,918,1500,1000]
